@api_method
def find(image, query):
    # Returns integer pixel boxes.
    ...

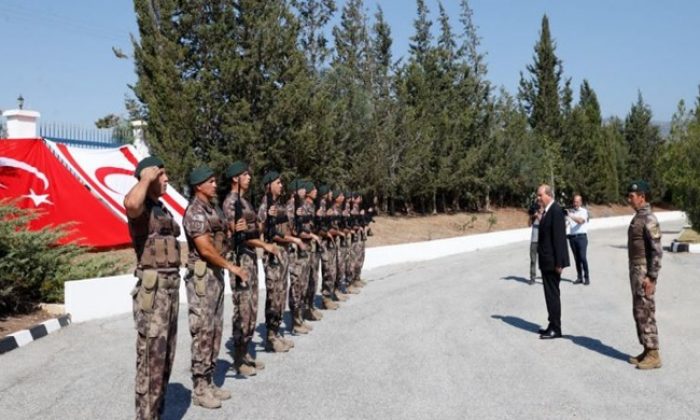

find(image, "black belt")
[567,233,587,238]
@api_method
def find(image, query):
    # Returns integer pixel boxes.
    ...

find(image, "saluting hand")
[140,166,162,183]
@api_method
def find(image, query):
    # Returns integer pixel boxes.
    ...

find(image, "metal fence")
[39,122,132,149]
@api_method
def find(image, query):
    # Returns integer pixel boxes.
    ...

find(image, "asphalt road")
[1,219,699,419]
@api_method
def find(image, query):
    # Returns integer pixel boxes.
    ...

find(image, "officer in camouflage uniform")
[318,186,340,310]
[183,165,249,409]
[285,179,316,334]
[125,156,181,420]
[302,180,324,322]
[626,180,663,370]
[258,171,297,352]
[222,161,278,376]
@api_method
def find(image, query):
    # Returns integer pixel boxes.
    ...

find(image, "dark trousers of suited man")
[536,185,570,336]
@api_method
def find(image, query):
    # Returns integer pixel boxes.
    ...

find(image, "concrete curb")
[64,211,686,323]
[0,314,71,355]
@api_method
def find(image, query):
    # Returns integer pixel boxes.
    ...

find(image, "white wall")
[65,211,685,323]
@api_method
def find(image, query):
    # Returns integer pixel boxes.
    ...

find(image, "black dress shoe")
[583,278,590,285]
[573,278,583,284]
[540,328,562,339]
[538,326,550,334]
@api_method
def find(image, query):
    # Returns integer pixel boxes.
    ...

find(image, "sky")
[1,0,698,127]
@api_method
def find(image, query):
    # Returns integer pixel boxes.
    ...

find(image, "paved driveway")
[1,219,698,419]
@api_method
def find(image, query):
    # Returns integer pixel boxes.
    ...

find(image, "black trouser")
[541,269,561,332]
[567,234,589,281]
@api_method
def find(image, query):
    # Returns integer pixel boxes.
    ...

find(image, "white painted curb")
[65,211,686,323]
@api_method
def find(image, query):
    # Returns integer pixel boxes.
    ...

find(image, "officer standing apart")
[536,184,570,339]
[566,194,590,285]
[183,165,249,409]
[125,156,181,419]
[626,181,663,370]
[222,161,277,376]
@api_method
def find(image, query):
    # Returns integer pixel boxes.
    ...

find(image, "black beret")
[225,161,248,179]
[627,180,650,194]
[262,170,280,186]
[188,165,215,186]
[134,156,164,179]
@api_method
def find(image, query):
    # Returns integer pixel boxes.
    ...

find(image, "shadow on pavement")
[491,314,540,333]
[500,276,534,285]
[162,383,191,420]
[491,315,631,362]
[563,335,630,362]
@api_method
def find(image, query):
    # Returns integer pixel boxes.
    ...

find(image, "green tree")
[131,0,196,189]
[624,92,664,198]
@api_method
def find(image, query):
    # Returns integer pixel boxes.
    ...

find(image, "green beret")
[344,190,352,199]
[627,180,650,194]
[289,178,306,191]
[332,190,344,200]
[352,191,361,198]
[318,185,330,196]
[225,161,248,179]
[189,165,215,186]
[305,180,316,191]
[262,170,280,186]
[134,156,164,179]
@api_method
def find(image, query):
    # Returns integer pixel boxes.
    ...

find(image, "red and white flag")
[0,139,130,248]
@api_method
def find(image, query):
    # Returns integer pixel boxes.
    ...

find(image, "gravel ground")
[1,219,698,419]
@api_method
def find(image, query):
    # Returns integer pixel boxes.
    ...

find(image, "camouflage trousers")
[336,239,350,289]
[629,263,659,350]
[320,239,337,298]
[288,247,310,317]
[185,266,225,383]
[351,236,365,281]
[231,252,259,350]
[264,248,289,334]
[306,247,321,308]
[132,270,180,420]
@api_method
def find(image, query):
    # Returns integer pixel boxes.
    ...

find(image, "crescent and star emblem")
[0,156,53,207]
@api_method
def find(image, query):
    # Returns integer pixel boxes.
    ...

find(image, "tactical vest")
[628,206,651,263]
[130,200,182,269]
[209,206,229,256]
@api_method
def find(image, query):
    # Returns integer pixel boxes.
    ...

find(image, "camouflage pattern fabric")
[185,268,225,380]
[627,203,662,350]
[629,263,659,350]
[132,271,180,420]
[264,248,289,333]
[320,239,337,298]
[222,192,260,349]
[306,249,320,308]
[127,198,181,419]
[288,247,310,316]
[231,253,258,347]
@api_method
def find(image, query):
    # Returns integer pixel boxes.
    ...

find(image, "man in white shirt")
[566,194,590,285]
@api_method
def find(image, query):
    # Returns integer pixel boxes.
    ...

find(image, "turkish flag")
[0,139,130,248]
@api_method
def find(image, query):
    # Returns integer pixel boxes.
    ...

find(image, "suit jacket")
[537,202,570,272]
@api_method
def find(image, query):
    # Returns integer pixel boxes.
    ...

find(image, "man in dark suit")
[536,184,570,339]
